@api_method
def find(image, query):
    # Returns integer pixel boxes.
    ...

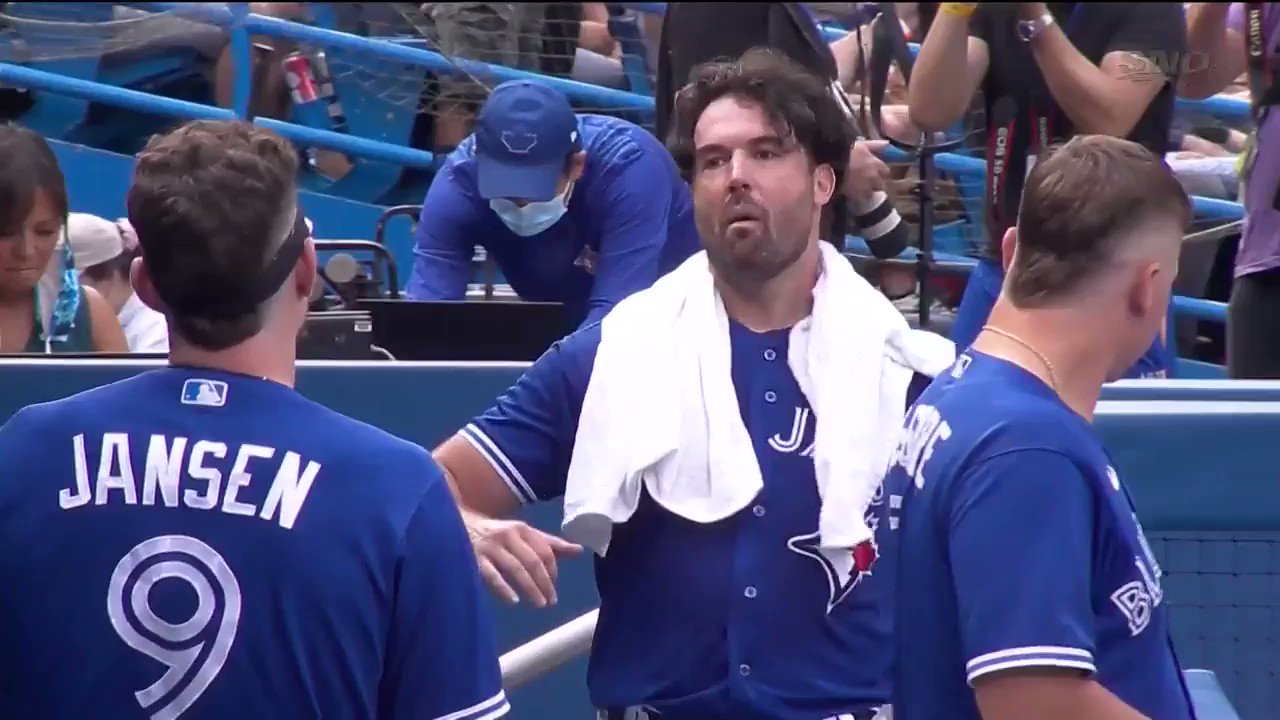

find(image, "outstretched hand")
[465,513,584,607]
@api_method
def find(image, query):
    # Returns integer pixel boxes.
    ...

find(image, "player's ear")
[129,256,167,314]
[1000,226,1018,273]
[1126,259,1162,320]
[813,163,836,206]
[568,150,587,184]
[294,238,317,302]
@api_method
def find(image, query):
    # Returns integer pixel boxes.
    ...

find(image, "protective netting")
[877,100,990,260]
[1153,533,1280,720]
[0,4,227,64]
[0,4,1243,264]
[314,2,649,124]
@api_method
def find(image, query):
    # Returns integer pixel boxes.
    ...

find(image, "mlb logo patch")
[181,379,228,408]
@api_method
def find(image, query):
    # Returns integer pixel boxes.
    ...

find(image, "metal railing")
[499,608,599,690]
[0,2,1244,332]
[0,62,439,167]
[128,2,653,114]
[2,5,1248,223]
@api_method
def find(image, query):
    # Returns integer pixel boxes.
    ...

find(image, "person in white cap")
[66,212,169,353]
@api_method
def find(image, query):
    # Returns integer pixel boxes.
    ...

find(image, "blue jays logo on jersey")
[181,379,227,408]
[787,483,884,613]
[769,407,815,456]
[1104,465,1166,636]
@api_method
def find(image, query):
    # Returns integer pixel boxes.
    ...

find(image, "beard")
[700,200,814,293]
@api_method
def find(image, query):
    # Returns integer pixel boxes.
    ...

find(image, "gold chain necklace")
[980,324,1059,392]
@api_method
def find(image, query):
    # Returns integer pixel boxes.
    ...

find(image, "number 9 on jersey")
[107,535,242,720]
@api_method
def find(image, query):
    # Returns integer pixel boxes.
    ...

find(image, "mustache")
[721,193,768,225]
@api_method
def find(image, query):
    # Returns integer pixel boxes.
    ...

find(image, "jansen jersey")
[0,366,508,720]
[884,351,1196,720]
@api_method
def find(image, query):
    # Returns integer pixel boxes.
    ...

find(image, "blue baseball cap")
[474,80,580,202]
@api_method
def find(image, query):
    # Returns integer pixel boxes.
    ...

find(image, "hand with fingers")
[845,139,892,205]
[464,511,583,607]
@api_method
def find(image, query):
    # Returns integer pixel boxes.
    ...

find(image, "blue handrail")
[1173,296,1228,323]
[0,62,239,123]
[116,4,1256,199]
[10,5,1247,223]
[0,62,437,167]
[1177,95,1251,122]
[253,117,435,167]
[228,2,251,120]
[618,2,667,15]
[131,3,654,113]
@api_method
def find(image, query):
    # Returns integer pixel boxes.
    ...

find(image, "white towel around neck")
[562,242,956,557]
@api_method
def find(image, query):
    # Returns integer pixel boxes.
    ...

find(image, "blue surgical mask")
[490,182,573,237]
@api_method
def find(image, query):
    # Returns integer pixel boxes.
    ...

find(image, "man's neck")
[973,300,1112,421]
[715,242,821,333]
[168,332,297,388]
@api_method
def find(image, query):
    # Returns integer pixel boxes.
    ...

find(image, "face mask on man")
[489,181,574,237]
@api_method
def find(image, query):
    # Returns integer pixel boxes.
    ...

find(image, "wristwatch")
[1017,11,1056,42]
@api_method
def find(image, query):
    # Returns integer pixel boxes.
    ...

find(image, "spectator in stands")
[212,3,310,119]
[405,80,701,329]
[66,213,169,354]
[421,2,629,151]
[430,49,955,720]
[1181,2,1280,378]
[909,2,1186,378]
[0,125,127,354]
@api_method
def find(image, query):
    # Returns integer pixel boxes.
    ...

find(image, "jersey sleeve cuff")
[965,646,1096,685]
[460,423,538,505]
[432,689,510,720]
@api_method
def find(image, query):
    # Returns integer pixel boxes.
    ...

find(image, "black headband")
[165,209,309,319]
[247,209,309,307]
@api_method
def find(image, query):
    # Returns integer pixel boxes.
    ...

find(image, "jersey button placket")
[730,487,768,695]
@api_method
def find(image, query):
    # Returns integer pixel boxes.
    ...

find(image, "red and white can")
[282,52,319,105]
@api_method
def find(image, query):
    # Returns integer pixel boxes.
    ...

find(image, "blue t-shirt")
[460,319,932,718]
[0,367,507,720]
[406,114,702,328]
[884,350,1196,720]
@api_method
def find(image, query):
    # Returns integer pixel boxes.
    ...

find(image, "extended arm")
[907,4,990,132]
[1022,2,1182,137]
[1179,2,1247,100]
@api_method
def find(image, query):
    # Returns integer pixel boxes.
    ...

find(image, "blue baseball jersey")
[951,258,1172,378]
[461,319,932,718]
[406,114,702,329]
[0,366,508,720]
[884,350,1196,720]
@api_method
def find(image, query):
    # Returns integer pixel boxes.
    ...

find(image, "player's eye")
[698,156,727,171]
